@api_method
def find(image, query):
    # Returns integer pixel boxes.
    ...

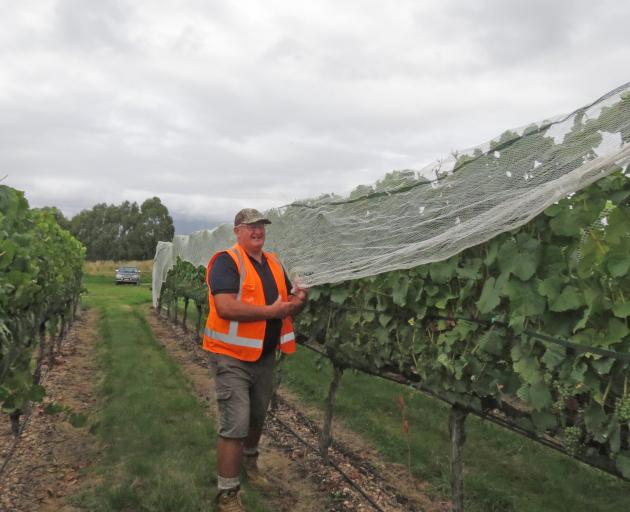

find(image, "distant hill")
[173,215,226,235]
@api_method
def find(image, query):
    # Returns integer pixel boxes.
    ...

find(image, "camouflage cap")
[234,208,272,226]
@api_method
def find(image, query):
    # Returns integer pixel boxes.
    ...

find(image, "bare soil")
[148,310,450,512]
[0,310,99,512]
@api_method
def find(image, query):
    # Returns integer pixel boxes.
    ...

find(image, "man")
[203,208,307,511]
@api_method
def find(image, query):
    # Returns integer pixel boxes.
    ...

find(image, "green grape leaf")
[456,258,482,280]
[429,259,457,284]
[27,384,46,403]
[549,286,583,312]
[531,411,557,431]
[378,313,392,328]
[606,248,630,277]
[584,403,609,442]
[541,345,565,370]
[504,279,546,319]
[537,275,563,300]
[612,301,630,318]
[330,287,350,304]
[477,273,509,314]
[392,278,409,307]
[591,357,615,375]
[478,329,505,356]
[604,318,629,346]
[549,211,581,237]
[513,355,543,385]
[517,382,552,410]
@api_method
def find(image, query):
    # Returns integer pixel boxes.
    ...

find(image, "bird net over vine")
[153,82,630,306]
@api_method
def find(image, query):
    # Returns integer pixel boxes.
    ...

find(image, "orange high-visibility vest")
[202,244,296,361]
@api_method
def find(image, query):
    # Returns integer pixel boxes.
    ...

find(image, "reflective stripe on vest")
[204,327,263,349]
[280,332,295,345]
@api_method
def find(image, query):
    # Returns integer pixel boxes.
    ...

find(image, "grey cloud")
[53,0,135,51]
[3,1,630,232]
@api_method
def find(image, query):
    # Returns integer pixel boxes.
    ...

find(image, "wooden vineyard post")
[72,294,79,321]
[450,404,468,512]
[55,313,67,354]
[319,365,343,463]
[47,321,57,368]
[196,304,203,340]
[182,297,189,331]
[9,410,21,437]
[33,322,47,385]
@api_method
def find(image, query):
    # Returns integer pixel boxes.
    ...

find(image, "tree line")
[48,197,174,261]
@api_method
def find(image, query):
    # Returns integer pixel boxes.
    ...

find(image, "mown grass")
[79,275,270,512]
[281,347,630,512]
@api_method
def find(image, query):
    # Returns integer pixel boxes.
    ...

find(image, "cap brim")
[244,218,272,225]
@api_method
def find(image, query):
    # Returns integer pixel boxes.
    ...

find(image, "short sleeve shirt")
[209,251,292,355]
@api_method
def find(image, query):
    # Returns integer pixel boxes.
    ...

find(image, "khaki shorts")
[209,351,277,439]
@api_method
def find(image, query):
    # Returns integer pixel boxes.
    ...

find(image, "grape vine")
[295,167,630,479]
[0,185,84,431]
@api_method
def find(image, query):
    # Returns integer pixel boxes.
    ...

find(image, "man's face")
[234,222,266,252]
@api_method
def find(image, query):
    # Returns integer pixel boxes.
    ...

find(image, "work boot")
[215,487,246,512]
[242,452,270,486]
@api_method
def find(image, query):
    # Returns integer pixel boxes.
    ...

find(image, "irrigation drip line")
[269,411,387,512]
[322,303,630,363]
[298,337,628,482]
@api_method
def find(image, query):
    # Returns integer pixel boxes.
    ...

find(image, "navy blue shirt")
[209,251,292,356]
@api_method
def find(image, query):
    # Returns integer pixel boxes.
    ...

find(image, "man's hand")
[267,295,293,319]
[291,286,308,302]
[288,286,309,316]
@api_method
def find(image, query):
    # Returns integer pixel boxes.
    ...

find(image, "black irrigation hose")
[269,411,388,512]
[298,338,628,482]
[322,303,630,363]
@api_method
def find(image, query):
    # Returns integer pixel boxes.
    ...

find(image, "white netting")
[153,82,630,306]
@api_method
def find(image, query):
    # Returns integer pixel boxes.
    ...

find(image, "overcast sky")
[2,0,629,233]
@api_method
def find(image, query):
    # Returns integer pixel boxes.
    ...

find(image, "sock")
[217,475,240,491]
[243,446,258,457]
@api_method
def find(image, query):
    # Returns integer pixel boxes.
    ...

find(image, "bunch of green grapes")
[553,384,571,412]
[615,394,630,422]
[563,426,582,457]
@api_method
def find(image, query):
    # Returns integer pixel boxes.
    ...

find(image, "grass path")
[79,275,269,512]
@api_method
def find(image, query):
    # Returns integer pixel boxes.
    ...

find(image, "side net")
[153,82,630,306]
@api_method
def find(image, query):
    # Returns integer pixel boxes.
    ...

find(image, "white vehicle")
[115,266,140,285]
